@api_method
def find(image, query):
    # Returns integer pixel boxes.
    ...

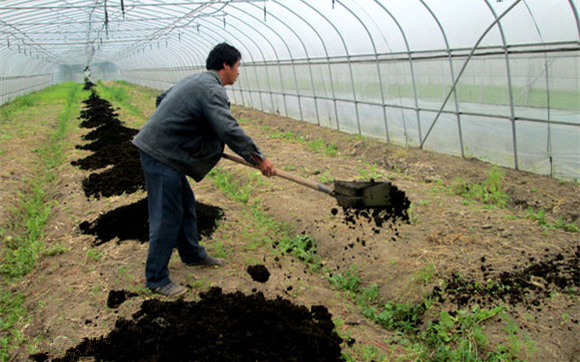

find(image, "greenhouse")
[1,0,579,179]
[1,1,579,361]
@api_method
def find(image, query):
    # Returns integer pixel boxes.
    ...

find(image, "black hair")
[206,43,241,71]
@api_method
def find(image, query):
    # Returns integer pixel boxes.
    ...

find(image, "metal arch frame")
[202,15,268,110]
[420,0,522,149]
[271,0,338,126]
[245,1,320,123]
[570,0,580,39]
[299,1,359,133]
[118,20,209,90]
[0,46,53,103]
[373,1,423,145]
[338,0,388,138]
[197,14,267,108]
[241,2,306,122]
[484,0,519,170]
[217,6,277,112]
[419,0,464,158]
[225,4,289,115]
[520,0,555,177]
[341,0,392,142]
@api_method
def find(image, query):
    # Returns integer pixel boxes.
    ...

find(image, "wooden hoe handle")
[221,153,333,195]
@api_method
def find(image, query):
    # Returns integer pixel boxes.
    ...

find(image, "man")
[132,43,275,297]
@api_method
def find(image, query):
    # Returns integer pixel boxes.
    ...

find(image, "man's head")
[206,43,242,86]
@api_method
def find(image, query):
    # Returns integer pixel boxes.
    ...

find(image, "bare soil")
[2,82,578,361]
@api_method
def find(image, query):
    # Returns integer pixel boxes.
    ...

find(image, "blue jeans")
[139,150,207,289]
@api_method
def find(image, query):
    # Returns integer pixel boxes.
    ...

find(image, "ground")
[0,81,578,361]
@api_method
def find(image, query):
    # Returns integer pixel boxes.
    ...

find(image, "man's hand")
[255,156,275,177]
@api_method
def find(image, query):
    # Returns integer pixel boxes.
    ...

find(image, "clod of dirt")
[438,246,580,309]
[107,290,138,309]
[80,198,224,245]
[247,264,271,283]
[39,287,343,362]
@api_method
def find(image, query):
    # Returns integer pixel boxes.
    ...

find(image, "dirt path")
[2,82,578,361]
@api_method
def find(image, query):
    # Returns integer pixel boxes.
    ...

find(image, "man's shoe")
[151,281,187,297]
[185,255,226,267]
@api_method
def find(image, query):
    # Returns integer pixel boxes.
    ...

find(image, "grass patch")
[0,82,83,361]
[208,165,322,270]
[96,80,147,119]
[451,167,510,208]
[525,207,578,232]
[269,129,338,156]
[328,266,535,361]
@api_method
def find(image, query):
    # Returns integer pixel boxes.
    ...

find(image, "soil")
[32,287,342,362]
[2,81,579,362]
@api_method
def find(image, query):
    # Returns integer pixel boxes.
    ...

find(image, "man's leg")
[140,150,184,289]
[176,178,208,263]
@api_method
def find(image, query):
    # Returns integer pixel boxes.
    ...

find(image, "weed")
[407,203,420,224]
[279,234,322,270]
[452,167,510,208]
[317,170,334,184]
[84,249,102,263]
[0,83,82,361]
[493,317,537,360]
[328,266,361,296]
[358,163,384,181]
[96,80,144,118]
[283,163,297,172]
[208,166,252,203]
[413,263,437,284]
[525,207,579,232]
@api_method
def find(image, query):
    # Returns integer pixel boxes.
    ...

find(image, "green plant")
[525,207,579,232]
[372,300,427,335]
[328,266,361,296]
[208,166,253,203]
[0,83,83,360]
[451,167,510,208]
[493,317,537,360]
[85,249,102,263]
[413,263,437,284]
[407,203,420,224]
[317,170,334,184]
[279,234,322,270]
[421,306,505,361]
[358,163,384,181]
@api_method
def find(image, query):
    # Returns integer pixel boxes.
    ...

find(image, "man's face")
[222,59,241,86]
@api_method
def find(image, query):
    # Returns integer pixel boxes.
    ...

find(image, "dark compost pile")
[32,287,343,362]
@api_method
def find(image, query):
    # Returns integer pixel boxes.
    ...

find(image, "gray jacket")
[132,70,264,181]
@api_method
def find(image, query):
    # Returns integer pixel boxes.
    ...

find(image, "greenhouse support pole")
[240,3,294,117]
[273,0,339,129]
[420,0,521,149]
[373,1,422,145]
[484,0,519,171]
[337,0,389,137]
[301,1,360,133]
[340,0,388,140]
[420,0,464,158]
[249,2,318,124]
